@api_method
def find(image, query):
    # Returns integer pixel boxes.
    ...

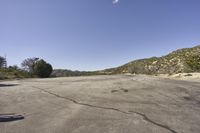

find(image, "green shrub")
[33,59,53,78]
[186,55,200,71]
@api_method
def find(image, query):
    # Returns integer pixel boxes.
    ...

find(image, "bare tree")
[21,57,39,72]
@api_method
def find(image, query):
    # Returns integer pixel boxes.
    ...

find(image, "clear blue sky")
[0,0,200,71]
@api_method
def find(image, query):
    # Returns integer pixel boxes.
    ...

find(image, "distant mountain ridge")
[101,45,200,74]
[52,45,200,77]
[51,69,101,77]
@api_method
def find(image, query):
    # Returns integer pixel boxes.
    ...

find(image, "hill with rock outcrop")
[101,45,200,75]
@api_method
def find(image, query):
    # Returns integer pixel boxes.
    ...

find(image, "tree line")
[0,56,53,78]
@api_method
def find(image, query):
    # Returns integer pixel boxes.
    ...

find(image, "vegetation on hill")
[51,69,103,77]
[21,57,53,78]
[101,45,200,75]
[1,45,200,79]
[0,66,32,80]
[0,57,53,80]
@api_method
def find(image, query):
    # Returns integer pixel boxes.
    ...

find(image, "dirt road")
[0,75,200,133]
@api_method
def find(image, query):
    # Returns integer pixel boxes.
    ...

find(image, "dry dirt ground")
[158,73,200,81]
[0,75,200,133]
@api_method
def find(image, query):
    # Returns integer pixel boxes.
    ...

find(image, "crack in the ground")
[32,86,130,114]
[32,86,178,133]
[128,111,178,133]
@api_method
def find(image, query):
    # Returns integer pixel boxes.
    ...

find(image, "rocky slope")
[102,45,200,74]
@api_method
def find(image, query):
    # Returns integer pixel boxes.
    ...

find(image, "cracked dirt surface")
[0,75,200,133]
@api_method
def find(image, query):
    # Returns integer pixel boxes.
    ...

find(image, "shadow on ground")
[0,84,19,87]
[0,114,24,122]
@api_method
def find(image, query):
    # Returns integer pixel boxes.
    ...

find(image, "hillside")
[51,69,103,77]
[102,45,200,75]
[0,68,33,80]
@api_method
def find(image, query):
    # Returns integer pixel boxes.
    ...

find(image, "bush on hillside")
[186,55,200,72]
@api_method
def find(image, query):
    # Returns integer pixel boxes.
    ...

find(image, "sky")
[0,0,200,71]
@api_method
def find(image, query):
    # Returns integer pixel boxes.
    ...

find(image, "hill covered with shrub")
[0,68,33,80]
[51,69,103,77]
[101,45,200,75]
[0,57,53,80]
